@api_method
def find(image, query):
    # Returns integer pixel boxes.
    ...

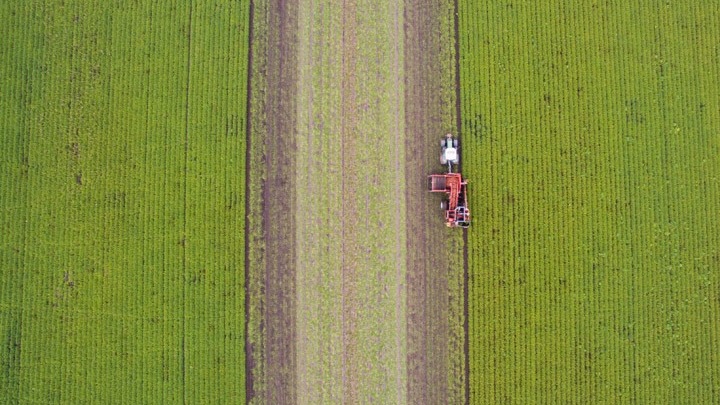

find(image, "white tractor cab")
[440,133,459,172]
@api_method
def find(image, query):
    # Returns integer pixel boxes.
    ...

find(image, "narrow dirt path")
[392,2,407,402]
[404,0,466,403]
[245,0,299,403]
[247,1,465,403]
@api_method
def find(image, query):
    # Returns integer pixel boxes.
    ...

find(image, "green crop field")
[460,1,720,403]
[0,2,249,403]
[5,1,719,403]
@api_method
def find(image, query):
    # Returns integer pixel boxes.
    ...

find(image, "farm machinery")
[428,134,470,228]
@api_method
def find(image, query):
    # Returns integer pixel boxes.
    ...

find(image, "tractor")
[440,133,459,172]
[428,134,470,228]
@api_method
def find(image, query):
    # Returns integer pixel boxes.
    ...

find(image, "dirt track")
[261,0,298,401]
[246,0,465,403]
[246,0,299,403]
[404,0,466,403]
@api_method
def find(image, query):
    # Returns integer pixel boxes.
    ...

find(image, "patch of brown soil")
[404,0,465,403]
[244,0,256,399]
[246,0,299,403]
[262,0,298,402]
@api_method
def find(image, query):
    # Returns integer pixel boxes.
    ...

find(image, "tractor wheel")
[440,201,447,210]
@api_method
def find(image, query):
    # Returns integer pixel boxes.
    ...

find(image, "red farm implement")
[428,172,470,228]
[428,134,470,228]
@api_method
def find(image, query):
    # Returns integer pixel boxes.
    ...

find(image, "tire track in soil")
[263,0,298,402]
[246,0,299,403]
[453,0,471,401]
[391,2,407,402]
[404,0,465,403]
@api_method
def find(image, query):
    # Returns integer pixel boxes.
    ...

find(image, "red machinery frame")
[428,173,470,228]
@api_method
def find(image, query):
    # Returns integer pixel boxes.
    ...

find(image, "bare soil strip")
[404,0,466,403]
[246,0,299,403]
[453,0,471,401]
[392,3,407,402]
[262,0,298,402]
[249,1,464,403]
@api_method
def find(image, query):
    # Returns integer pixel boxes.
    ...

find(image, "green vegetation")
[0,1,249,402]
[460,1,720,402]
[293,0,409,402]
[10,1,719,403]
[294,0,344,401]
[350,2,408,402]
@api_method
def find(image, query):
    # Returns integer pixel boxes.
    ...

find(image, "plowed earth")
[404,0,466,403]
[245,0,299,403]
[246,0,465,403]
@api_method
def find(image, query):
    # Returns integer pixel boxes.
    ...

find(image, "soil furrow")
[246,0,299,403]
[262,0,298,402]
